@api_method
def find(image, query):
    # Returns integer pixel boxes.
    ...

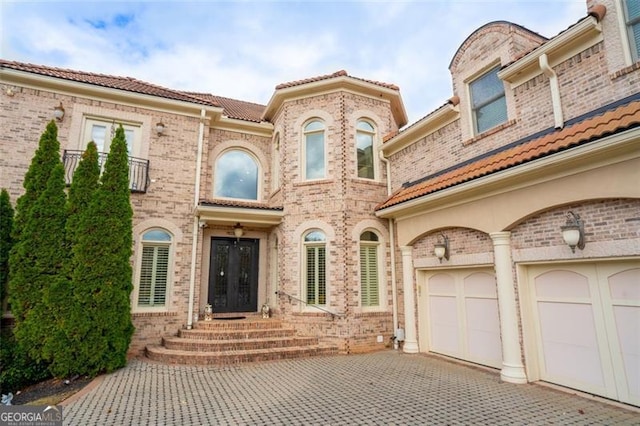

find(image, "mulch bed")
[9,376,94,406]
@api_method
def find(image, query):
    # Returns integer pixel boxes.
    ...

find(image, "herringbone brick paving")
[62,351,638,425]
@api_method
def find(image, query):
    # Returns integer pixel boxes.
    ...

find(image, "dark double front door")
[208,237,259,313]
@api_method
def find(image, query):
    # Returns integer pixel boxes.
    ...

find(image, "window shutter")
[138,245,155,306]
[152,246,170,305]
[360,245,379,307]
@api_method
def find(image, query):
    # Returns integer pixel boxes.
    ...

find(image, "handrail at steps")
[275,290,344,319]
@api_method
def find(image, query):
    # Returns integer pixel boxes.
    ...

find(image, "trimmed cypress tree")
[44,142,101,377]
[72,126,134,375]
[0,189,14,317]
[8,121,66,363]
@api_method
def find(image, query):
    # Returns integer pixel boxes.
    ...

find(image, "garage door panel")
[613,305,640,400]
[429,295,460,355]
[538,301,605,389]
[466,298,502,367]
[528,261,640,407]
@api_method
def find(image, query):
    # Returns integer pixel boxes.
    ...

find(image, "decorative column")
[490,231,527,384]
[400,246,419,353]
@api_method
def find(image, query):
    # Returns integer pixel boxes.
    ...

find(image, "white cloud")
[1,0,587,124]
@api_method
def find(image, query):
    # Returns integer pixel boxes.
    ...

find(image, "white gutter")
[379,149,399,349]
[187,109,206,329]
[539,53,564,129]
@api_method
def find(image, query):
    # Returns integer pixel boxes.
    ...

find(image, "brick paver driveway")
[62,351,638,425]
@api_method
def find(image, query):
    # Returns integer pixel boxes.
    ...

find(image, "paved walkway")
[62,351,638,425]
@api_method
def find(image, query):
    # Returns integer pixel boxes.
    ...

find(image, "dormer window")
[470,65,507,134]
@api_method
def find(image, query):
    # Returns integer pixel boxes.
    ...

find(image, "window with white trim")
[304,230,326,305]
[82,118,140,156]
[360,231,380,307]
[623,0,640,61]
[303,120,326,180]
[469,66,507,134]
[137,229,172,308]
[356,120,376,179]
[214,149,259,200]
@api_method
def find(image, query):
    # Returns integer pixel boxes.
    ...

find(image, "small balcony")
[63,150,150,193]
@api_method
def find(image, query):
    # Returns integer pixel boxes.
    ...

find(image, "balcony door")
[208,237,259,313]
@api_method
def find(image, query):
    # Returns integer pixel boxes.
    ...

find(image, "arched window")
[138,229,172,308]
[214,150,259,200]
[356,120,375,179]
[360,231,380,307]
[304,120,325,180]
[304,230,326,305]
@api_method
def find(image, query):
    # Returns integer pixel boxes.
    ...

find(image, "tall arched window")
[356,120,375,179]
[304,120,325,180]
[360,231,380,307]
[214,149,259,200]
[138,229,172,308]
[304,230,326,305]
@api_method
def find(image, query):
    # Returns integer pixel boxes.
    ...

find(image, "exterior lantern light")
[233,223,244,240]
[561,211,585,253]
[53,102,65,121]
[155,122,165,135]
[434,233,449,263]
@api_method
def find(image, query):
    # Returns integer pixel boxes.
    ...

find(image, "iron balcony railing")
[63,150,150,193]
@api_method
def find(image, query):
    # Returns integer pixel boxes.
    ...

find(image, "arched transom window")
[214,149,259,200]
[356,120,375,179]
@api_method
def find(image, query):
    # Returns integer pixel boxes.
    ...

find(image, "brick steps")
[145,317,338,365]
[162,336,319,351]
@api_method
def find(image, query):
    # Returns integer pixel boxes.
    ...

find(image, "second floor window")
[356,120,375,179]
[82,118,139,156]
[470,66,507,134]
[304,120,325,180]
[624,0,640,61]
[214,150,259,200]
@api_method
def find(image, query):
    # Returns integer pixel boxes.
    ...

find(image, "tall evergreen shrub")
[0,189,13,317]
[8,121,66,363]
[44,142,100,377]
[72,126,134,374]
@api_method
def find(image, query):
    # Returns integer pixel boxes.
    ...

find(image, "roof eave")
[376,127,640,219]
[382,103,460,156]
[212,116,274,137]
[498,14,603,86]
[262,76,407,127]
[0,67,224,119]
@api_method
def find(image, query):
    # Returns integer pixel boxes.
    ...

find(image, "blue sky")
[1,0,587,124]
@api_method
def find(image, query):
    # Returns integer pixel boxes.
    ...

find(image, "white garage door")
[527,261,640,406]
[424,269,502,369]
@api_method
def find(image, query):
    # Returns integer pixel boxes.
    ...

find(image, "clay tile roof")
[185,93,266,122]
[376,94,640,211]
[275,69,399,91]
[0,59,219,107]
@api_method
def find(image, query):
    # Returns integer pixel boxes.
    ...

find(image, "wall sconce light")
[155,122,165,135]
[434,233,449,263]
[561,211,585,253]
[233,223,244,240]
[53,102,65,121]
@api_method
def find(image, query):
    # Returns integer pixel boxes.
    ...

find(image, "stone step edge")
[146,344,338,358]
[164,336,317,345]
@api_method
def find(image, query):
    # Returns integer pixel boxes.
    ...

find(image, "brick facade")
[1,2,639,393]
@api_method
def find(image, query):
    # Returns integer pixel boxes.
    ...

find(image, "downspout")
[379,149,399,349]
[539,53,564,129]
[187,109,207,329]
